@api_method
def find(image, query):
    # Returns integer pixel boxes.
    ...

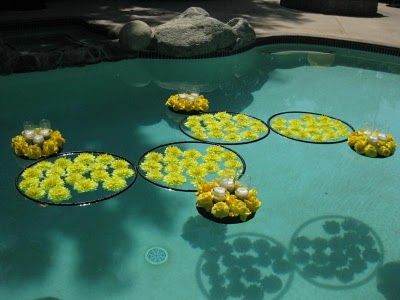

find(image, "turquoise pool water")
[0,44,399,300]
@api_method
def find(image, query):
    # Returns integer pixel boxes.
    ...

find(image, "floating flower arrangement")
[138,142,245,192]
[11,119,65,159]
[268,112,353,143]
[196,177,261,223]
[16,152,137,206]
[165,93,209,114]
[180,112,269,144]
[347,129,396,158]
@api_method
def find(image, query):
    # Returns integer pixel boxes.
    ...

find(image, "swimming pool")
[0,43,399,300]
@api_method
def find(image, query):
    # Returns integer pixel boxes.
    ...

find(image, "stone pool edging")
[1,19,400,75]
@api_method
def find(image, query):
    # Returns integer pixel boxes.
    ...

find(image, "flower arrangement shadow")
[288,215,384,290]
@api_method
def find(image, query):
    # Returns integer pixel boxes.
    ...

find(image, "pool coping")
[1,18,400,75]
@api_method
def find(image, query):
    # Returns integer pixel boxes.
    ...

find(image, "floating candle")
[187,95,196,101]
[33,134,44,145]
[368,135,378,145]
[219,178,235,192]
[363,130,371,136]
[212,186,226,201]
[178,94,187,99]
[23,130,35,140]
[190,93,199,97]
[235,187,249,199]
[39,128,51,138]
[377,133,387,141]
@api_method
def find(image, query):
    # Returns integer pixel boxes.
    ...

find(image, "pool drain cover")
[145,247,168,265]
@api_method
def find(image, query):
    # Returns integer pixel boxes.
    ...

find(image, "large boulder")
[119,20,154,52]
[227,18,256,49]
[154,7,236,57]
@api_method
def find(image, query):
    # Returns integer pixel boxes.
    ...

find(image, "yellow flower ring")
[165,93,209,115]
[347,129,396,158]
[180,112,270,145]
[11,129,66,159]
[267,111,354,144]
[137,141,246,192]
[15,151,137,206]
[195,179,262,224]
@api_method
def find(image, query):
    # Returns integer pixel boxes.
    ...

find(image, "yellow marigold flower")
[354,141,367,154]
[187,165,208,178]
[245,197,262,213]
[201,161,220,173]
[48,186,71,202]
[164,146,183,157]
[180,159,199,169]
[317,115,331,123]
[225,133,241,142]
[224,126,240,133]
[140,160,163,172]
[218,169,238,178]
[163,172,186,186]
[184,120,201,128]
[65,173,84,185]
[203,153,223,162]
[233,114,251,123]
[311,134,325,142]
[196,180,218,194]
[163,154,180,164]
[272,123,287,131]
[34,161,53,171]
[241,131,259,140]
[21,167,43,179]
[90,162,108,171]
[103,176,127,191]
[220,120,235,127]
[145,170,164,181]
[200,114,214,122]
[26,145,42,159]
[221,151,238,161]
[164,164,183,173]
[211,202,230,218]
[191,125,205,132]
[25,186,46,200]
[187,115,202,123]
[224,159,242,169]
[251,123,268,133]
[182,149,202,159]
[364,145,378,158]
[50,130,65,147]
[206,145,225,155]
[74,153,96,164]
[214,112,232,120]
[96,154,115,164]
[74,178,98,193]
[67,163,88,174]
[46,166,66,177]
[206,123,222,131]
[112,168,135,178]
[229,199,252,221]
[42,140,59,157]
[41,175,64,190]
[111,159,130,169]
[196,191,214,211]
[378,146,391,157]
[208,130,224,139]
[19,178,40,191]
[90,170,110,182]
[54,158,72,168]
[144,152,164,162]
[192,131,208,140]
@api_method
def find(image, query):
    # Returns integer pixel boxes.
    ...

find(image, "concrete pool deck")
[0,0,400,49]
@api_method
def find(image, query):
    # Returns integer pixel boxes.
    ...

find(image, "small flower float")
[180,112,269,144]
[268,111,354,144]
[138,142,245,192]
[15,151,137,206]
[165,93,209,114]
[11,119,65,159]
[348,129,396,158]
[196,177,261,224]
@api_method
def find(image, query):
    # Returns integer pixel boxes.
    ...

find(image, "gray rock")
[227,18,256,49]
[178,7,210,18]
[119,20,153,52]
[154,7,236,57]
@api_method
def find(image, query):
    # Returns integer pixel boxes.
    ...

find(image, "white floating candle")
[235,187,249,199]
[187,95,196,101]
[219,178,235,192]
[178,93,187,99]
[39,128,51,138]
[23,130,35,140]
[368,135,378,145]
[190,93,199,97]
[33,134,44,145]
[363,130,371,136]
[212,186,226,201]
[377,133,387,141]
